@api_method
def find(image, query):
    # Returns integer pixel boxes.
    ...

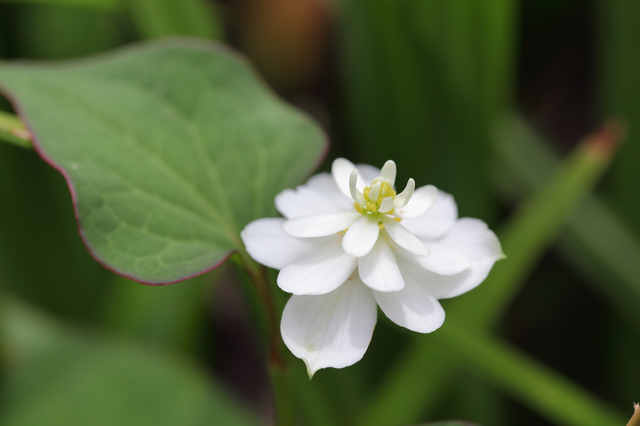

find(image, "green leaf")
[0,297,260,426]
[0,38,326,284]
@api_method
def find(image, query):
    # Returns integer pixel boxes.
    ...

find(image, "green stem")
[237,249,293,426]
[0,110,32,150]
[440,325,627,426]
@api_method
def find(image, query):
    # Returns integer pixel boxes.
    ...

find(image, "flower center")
[346,161,415,230]
[354,179,396,216]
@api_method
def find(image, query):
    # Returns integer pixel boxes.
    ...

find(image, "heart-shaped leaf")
[0,38,326,284]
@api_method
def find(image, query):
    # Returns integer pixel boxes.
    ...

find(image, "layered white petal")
[332,158,366,198]
[395,185,438,218]
[241,218,335,269]
[358,238,405,292]
[401,242,470,275]
[368,181,382,203]
[356,164,381,183]
[401,190,458,239]
[381,217,430,256]
[393,178,415,209]
[281,277,377,377]
[373,280,445,333]
[276,186,345,219]
[378,197,394,213]
[397,255,498,300]
[282,212,360,238]
[349,170,366,204]
[305,173,354,211]
[379,160,396,185]
[342,215,380,257]
[439,218,504,260]
[245,157,504,374]
[277,240,357,295]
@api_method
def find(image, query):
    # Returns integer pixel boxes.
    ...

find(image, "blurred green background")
[0,0,639,425]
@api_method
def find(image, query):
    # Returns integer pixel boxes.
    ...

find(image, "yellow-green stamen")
[354,180,400,225]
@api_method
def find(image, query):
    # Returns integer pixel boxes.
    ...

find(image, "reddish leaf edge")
[0,37,329,286]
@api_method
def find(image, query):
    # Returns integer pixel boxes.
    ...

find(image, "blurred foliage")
[415,422,480,426]
[0,0,639,425]
[0,297,259,426]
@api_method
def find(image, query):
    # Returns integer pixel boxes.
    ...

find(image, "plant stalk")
[0,110,32,149]
[238,250,294,426]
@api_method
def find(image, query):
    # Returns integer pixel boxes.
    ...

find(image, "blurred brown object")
[238,0,332,92]
[627,403,640,426]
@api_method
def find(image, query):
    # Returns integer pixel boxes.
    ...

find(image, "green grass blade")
[128,0,222,39]
[597,0,640,237]
[453,121,621,329]
[356,334,455,426]
[439,325,627,426]
[339,0,516,219]
[0,0,120,12]
[11,3,120,59]
[491,114,640,330]
[358,118,620,426]
[0,110,31,149]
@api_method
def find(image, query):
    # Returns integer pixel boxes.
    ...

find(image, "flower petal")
[357,164,381,184]
[440,218,504,260]
[276,186,344,219]
[332,158,366,198]
[241,218,334,269]
[399,242,470,275]
[305,172,354,210]
[368,181,382,203]
[393,178,415,209]
[381,217,429,256]
[349,170,366,204]
[342,215,380,257]
[282,212,360,238]
[378,197,394,214]
[395,185,438,218]
[277,240,357,295]
[401,190,458,239]
[379,160,396,185]
[397,255,498,299]
[358,238,405,292]
[281,277,377,377]
[373,280,445,333]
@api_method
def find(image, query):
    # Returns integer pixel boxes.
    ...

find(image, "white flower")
[241,158,503,376]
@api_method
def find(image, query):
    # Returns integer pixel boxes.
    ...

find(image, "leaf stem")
[237,249,294,426]
[0,110,32,150]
